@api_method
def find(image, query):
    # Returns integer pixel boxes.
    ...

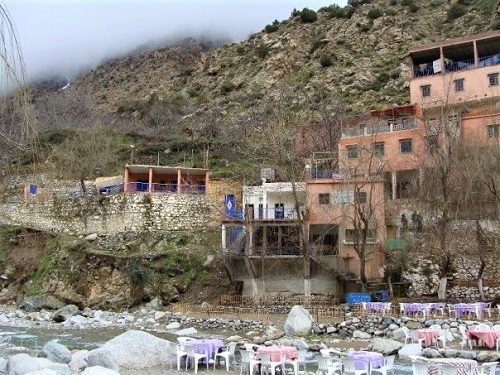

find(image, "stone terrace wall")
[0,193,221,236]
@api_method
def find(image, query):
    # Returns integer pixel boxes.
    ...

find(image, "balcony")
[225,207,299,221]
[124,182,206,194]
[341,117,417,139]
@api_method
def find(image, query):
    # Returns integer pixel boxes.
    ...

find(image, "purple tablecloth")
[366,302,386,312]
[404,303,428,315]
[347,351,384,370]
[186,339,225,359]
[453,304,478,319]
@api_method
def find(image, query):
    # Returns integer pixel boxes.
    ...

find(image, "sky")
[3,0,347,82]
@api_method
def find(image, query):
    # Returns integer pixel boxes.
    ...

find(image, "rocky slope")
[69,0,499,118]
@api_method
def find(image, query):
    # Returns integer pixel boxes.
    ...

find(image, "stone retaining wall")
[0,193,220,236]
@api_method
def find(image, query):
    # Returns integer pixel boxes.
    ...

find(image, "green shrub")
[255,43,270,58]
[430,0,445,6]
[358,21,373,32]
[492,19,500,30]
[310,34,326,53]
[265,20,280,33]
[408,2,419,12]
[447,3,466,20]
[319,54,333,67]
[235,45,245,55]
[299,8,318,23]
[220,80,236,94]
[389,0,398,5]
[385,8,397,15]
[367,8,383,19]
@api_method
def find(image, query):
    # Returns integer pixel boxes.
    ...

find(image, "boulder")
[82,366,121,375]
[175,327,198,336]
[391,327,407,342]
[166,322,181,330]
[40,340,72,363]
[398,344,423,359]
[69,350,90,373]
[19,295,66,312]
[476,351,500,362]
[457,350,477,360]
[422,348,442,358]
[52,305,79,322]
[405,320,423,330]
[371,338,403,355]
[8,353,71,375]
[352,330,372,339]
[87,349,119,372]
[94,330,171,368]
[24,370,58,375]
[283,305,314,337]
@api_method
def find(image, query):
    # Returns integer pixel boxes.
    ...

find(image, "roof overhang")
[125,164,208,176]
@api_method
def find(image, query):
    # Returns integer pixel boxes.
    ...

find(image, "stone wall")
[0,193,221,236]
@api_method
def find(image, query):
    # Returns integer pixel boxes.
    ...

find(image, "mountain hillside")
[70,0,499,118]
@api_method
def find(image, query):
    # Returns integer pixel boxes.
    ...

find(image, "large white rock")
[69,350,90,373]
[41,340,72,364]
[352,330,372,339]
[398,344,423,359]
[24,370,58,375]
[87,349,119,372]
[92,330,172,369]
[283,305,314,337]
[371,338,404,355]
[81,366,121,375]
[175,327,198,336]
[8,353,71,375]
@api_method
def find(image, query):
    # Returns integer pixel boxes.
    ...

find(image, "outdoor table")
[427,358,478,375]
[366,302,386,313]
[453,303,478,319]
[404,303,428,317]
[466,329,500,349]
[417,329,440,347]
[186,339,225,360]
[346,350,384,370]
[256,346,298,362]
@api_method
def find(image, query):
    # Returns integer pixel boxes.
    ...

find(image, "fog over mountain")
[4,0,343,82]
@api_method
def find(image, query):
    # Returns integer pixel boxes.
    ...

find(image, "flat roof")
[408,30,500,54]
[125,164,208,175]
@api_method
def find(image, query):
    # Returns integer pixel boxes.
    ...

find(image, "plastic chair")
[409,330,425,346]
[284,349,308,375]
[343,358,369,375]
[316,355,342,375]
[259,352,284,375]
[370,355,395,375]
[214,342,237,371]
[411,360,432,375]
[479,362,497,375]
[239,349,261,375]
[458,325,474,349]
[176,343,188,371]
[185,344,209,374]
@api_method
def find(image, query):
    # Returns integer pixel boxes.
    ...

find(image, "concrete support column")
[473,40,479,67]
[221,225,227,253]
[391,171,397,200]
[177,169,182,194]
[148,167,153,193]
[124,167,130,192]
[248,225,254,255]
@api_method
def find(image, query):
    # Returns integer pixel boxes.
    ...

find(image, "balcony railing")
[124,182,206,194]
[225,207,299,221]
[341,118,417,138]
[412,54,499,78]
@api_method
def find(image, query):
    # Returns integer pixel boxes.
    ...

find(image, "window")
[319,193,330,205]
[347,144,358,159]
[425,135,438,154]
[399,138,413,153]
[345,229,377,243]
[420,84,431,97]
[372,141,385,157]
[487,124,500,138]
[454,78,464,92]
[488,73,499,86]
[354,191,367,204]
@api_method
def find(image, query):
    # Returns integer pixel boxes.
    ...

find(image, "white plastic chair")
[185,344,209,374]
[260,352,284,375]
[401,326,412,344]
[409,330,425,346]
[316,355,342,375]
[440,365,461,375]
[239,349,261,375]
[411,360,432,375]
[343,358,369,375]
[491,324,500,330]
[370,355,395,375]
[479,362,497,375]
[214,342,237,371]
[284,349,308,375]
[176,343,187,371]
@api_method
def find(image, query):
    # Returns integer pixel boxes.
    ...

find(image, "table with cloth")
[466,329,500,349]
[417,329,440,347]
[453,303,479,319]
[346,350,384,370]
[366,302,388,314]
[427,358,478,375]
[185,339,225,360]
[404,303,428,317]
[256,346,298,362]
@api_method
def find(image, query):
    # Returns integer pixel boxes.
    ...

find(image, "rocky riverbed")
[0,303,499,374]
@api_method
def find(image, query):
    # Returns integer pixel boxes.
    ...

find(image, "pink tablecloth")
[186,339,225,359]
[346,351,384,370]
[256,346,298,362]
[417,329,440,347]
[427,358,478,375]
[467,329,500,349]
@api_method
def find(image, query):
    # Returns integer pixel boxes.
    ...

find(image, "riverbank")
[0,302,499,374]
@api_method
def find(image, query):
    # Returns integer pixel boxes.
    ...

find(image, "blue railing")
[124,182,206,194]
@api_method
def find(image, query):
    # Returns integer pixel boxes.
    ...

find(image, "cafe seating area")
[410,355,498,375]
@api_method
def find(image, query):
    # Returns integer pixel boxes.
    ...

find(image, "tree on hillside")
[50,124,123,193]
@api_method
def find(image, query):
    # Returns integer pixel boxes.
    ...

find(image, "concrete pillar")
[391,171,397,200]
[148,167,153,193]
[177,169,182,194]
[221,225,226,253]
[304,279,311,297]
[473,40,479,67]
[248,225,254,255]
[124,167,130,192]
